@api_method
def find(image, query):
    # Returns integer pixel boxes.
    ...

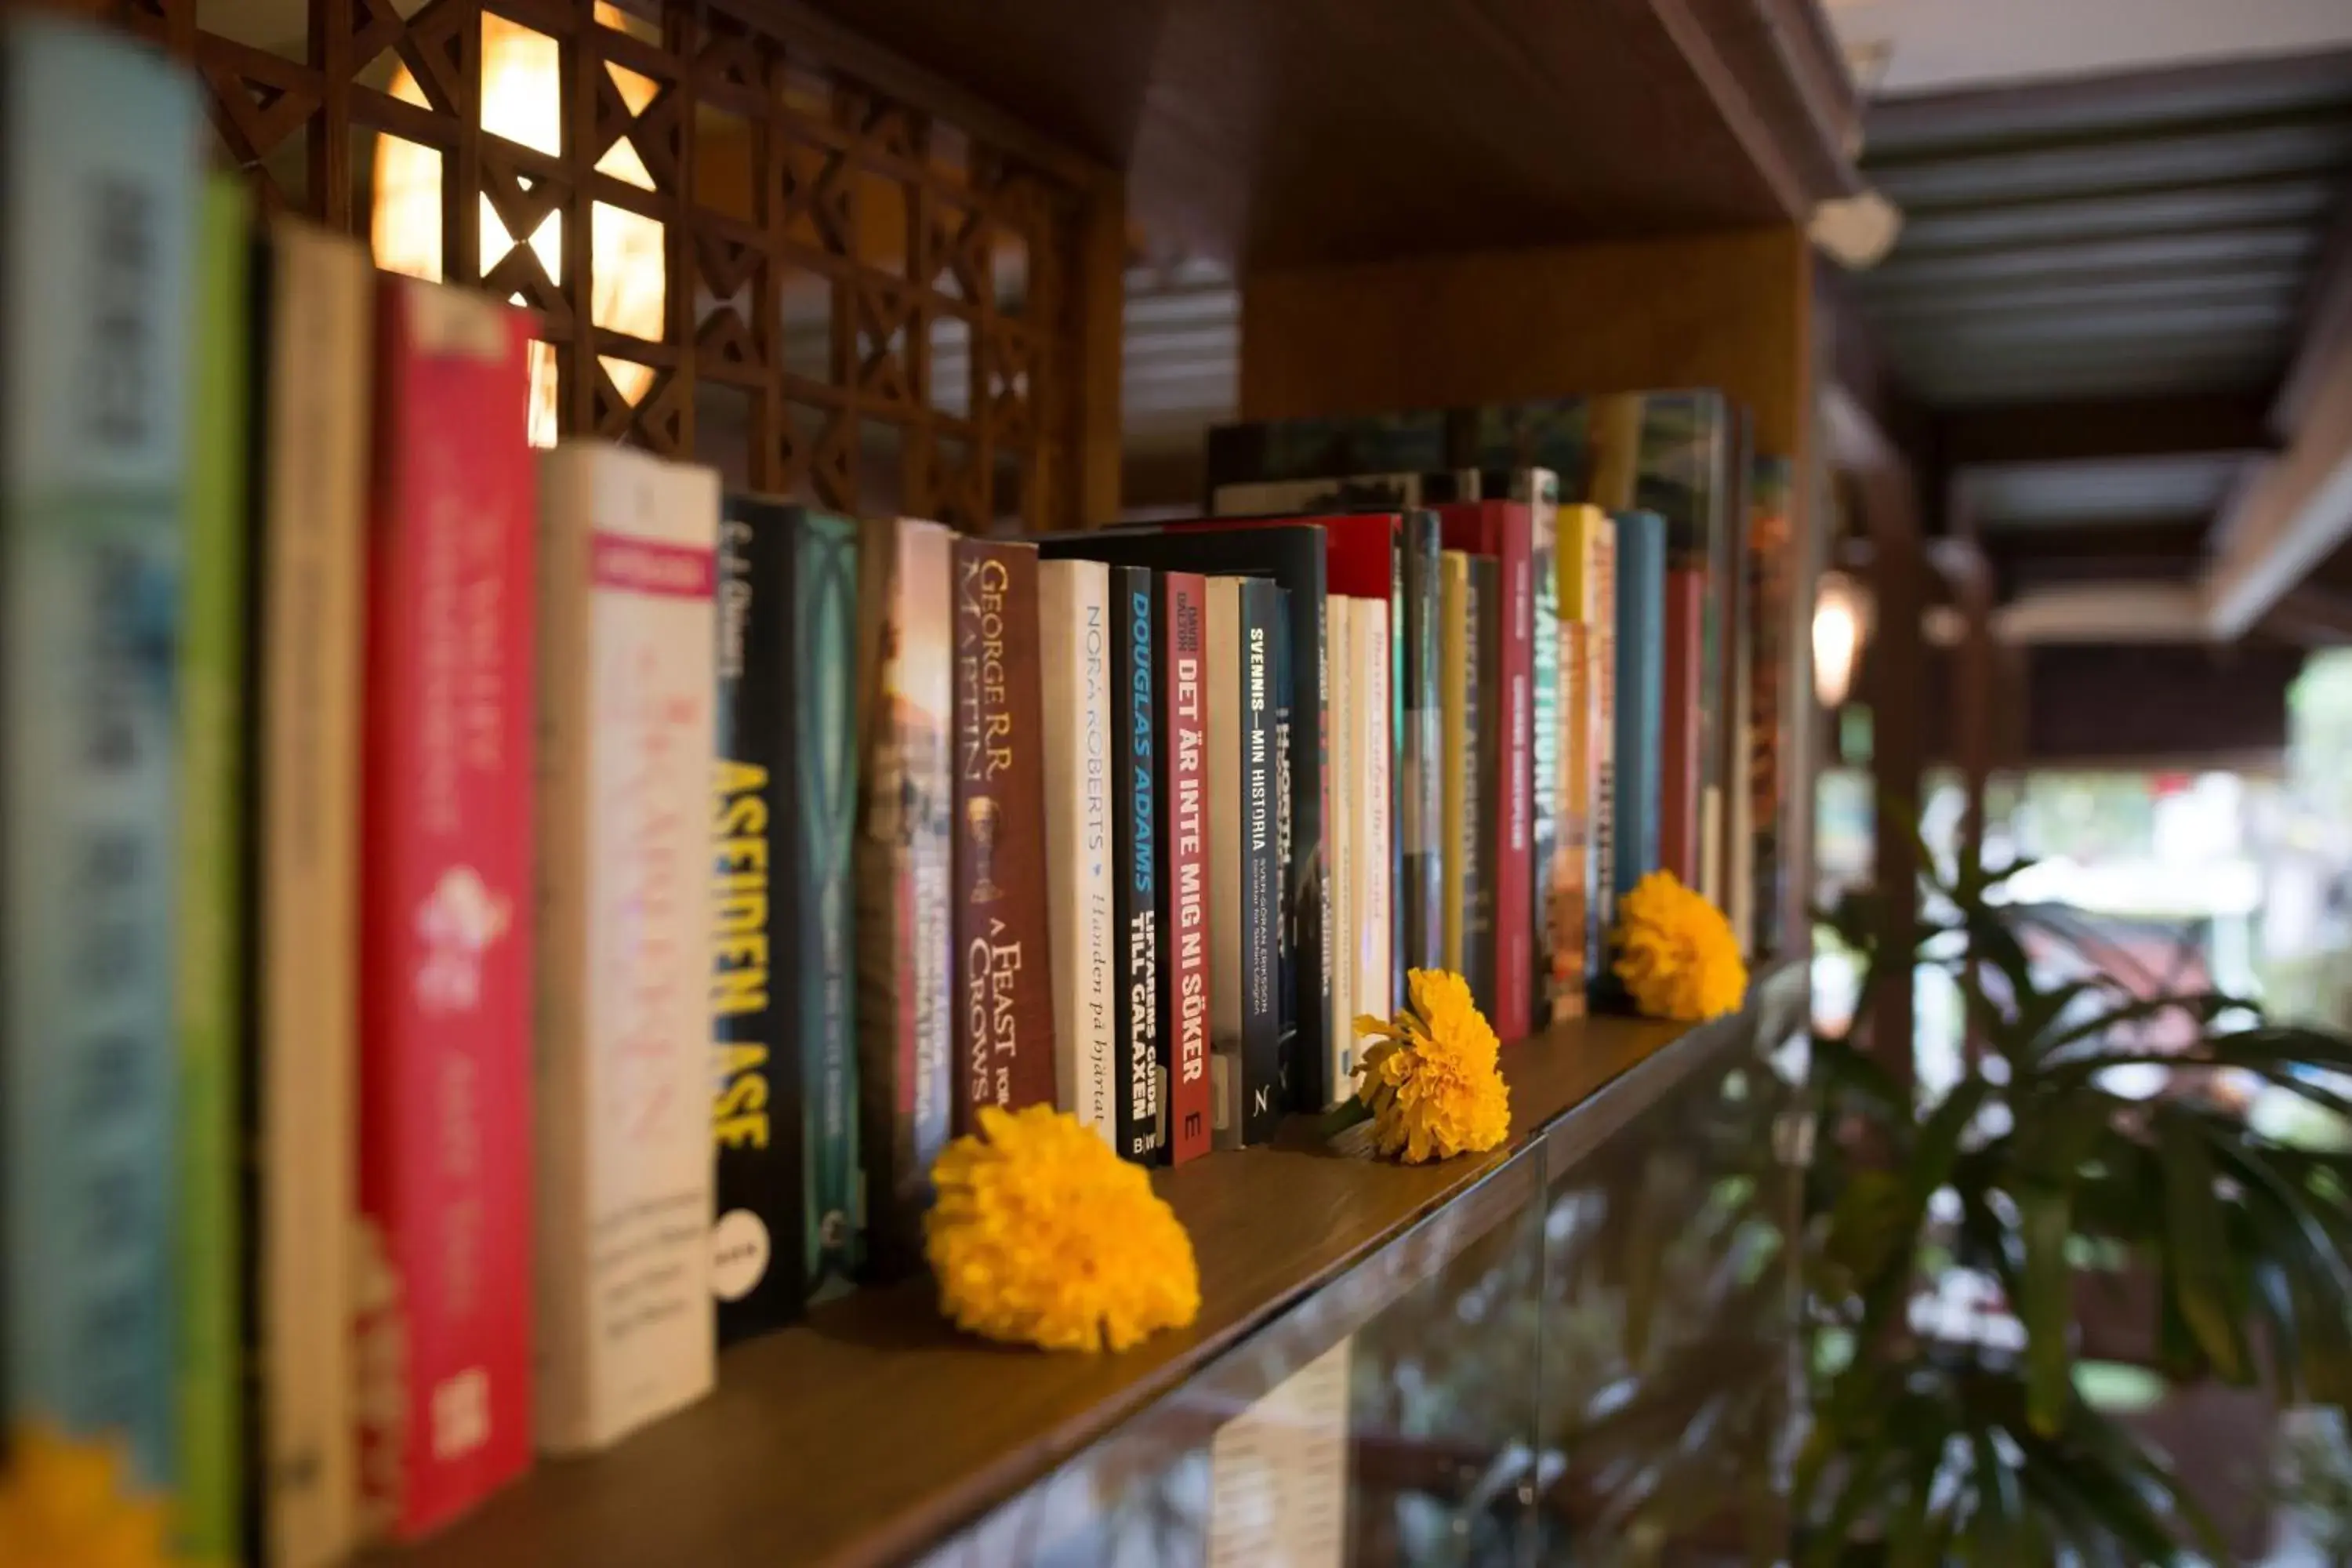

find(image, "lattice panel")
[107,0,1098,532]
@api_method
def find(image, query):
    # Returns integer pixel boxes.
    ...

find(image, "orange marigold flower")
[1351,968,1512,1163]
[924,1104,1200,1352]
[1611,869,1748,1022]
[0,1424,171,1568]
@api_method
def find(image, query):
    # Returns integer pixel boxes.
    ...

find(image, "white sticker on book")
[1208,1335,1352,1567]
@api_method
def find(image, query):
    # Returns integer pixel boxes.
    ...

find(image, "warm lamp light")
[371,5,666,448]
[1813,570,1871,708]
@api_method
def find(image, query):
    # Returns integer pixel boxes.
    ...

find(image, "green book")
[176,173,251,1566]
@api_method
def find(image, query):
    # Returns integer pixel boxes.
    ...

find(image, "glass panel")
[1534,1028,1803,1563]
[919,1153,1546,1566]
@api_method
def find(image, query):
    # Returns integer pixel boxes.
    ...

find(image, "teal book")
[176,175,252,1566]
[1,13,203,1495]
[1610,511,1669,914]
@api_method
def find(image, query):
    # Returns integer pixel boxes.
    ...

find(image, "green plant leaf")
[2032,990,2245,1062]
[1965,1426,2023,1564]
[2019,1184,2072,1436]
[2154,1109,2251,1384]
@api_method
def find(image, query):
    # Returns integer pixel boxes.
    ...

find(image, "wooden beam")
[1857,460,1926,1091]
[2263,584,2352,645]
[1862,47,2352,158]
[2201,173,2352,634]
[1989,519,2212,556]
[1941,394,2278,467]
[2202,303,2352,634]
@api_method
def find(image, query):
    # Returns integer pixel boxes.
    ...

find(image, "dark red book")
[952,539,1058,1127]
[354,278,537,1538]
[1435,501,1533,1045]
[1660,567,1706,886]
[1159,572,1214,1163]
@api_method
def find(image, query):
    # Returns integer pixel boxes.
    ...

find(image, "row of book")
[0,14,1803,1564]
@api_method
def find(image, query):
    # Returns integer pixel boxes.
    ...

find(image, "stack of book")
[0,14,1798,1559]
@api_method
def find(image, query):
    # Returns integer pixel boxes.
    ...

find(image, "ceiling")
[1827,0,2352,99]
[1837,41,2352,628]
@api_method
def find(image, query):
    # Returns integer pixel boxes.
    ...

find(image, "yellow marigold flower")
[925,1104,1200,1352]
[0,1424,171,1568]
[1351,968,1512,1163]
[1612,869,1748,1022]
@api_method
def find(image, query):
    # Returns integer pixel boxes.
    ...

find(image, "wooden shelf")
[750,0,1861,267]
[387,977,1801,1568]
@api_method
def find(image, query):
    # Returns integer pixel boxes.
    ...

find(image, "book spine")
[1388,527,1406,1013]
[177,176,250,1568]
[535,445,717,1455]
[1308,585,1333,1114]
[1326,600,1354,1101]
[1552,622,1592,1022]
[1588,517,1619,993]
[1402,513,1443,976]
[1613,514,1668,909]
[253,215,372,1568]
[952,541,1058,1125]
[852,518,954,1279]
[1747,463,1793,956]
[1526,495,1558,1030]
[1267,586,1296,1120]
[1040,561,1117,1145]
[1109,568,1163,1161]
[1,17,200,1501]
[1495,523,1534,1045]
[1158,573,1212,1164]
[791,516,862,1292]
[1549,506,1604,1025]
[1439,554,1470,975]
[1661,568,1705,887]
[1465,559,1499,1015]
[712,502,804,1338]
[1241,580,1285,1143]
[1351,598,1394,1060]
[356,279,538,1538]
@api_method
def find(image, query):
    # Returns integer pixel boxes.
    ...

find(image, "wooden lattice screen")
[100,0,1119,532]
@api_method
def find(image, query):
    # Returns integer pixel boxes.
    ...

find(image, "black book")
[1036,527,1330,1114]
[1268,586,1295,1112]
[1109,566,1164,1162]
[1400,510,1443,977]
[1465,556,1501,1017]
[1234,576,1284,1145]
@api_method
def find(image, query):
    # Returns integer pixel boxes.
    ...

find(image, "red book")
[1159,572,1214,1163]
[1436,502,1532,1044]
[354,278,538,1539]
[1660,568,1706,885]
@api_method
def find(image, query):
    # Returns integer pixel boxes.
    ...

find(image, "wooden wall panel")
[1237,226,1813,459]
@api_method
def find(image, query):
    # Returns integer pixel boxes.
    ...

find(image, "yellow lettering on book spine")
[712,764,772,1144]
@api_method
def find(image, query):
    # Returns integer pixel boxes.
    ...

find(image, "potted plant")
[1799,837,2352,1563]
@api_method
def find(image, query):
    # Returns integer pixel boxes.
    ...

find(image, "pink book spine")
[355,278,539,1541]
[1162,572,1213,1165]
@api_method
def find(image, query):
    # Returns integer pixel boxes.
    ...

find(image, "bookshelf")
[386,964,1806,1568]
[17,0,1844,1556]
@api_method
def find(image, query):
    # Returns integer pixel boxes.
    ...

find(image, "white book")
[1039,558,1117,1146]
[1325,597,1356,1105]
[254,217,372,1566]
[534,441,718,1453]
[1350,600,1392,1056]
